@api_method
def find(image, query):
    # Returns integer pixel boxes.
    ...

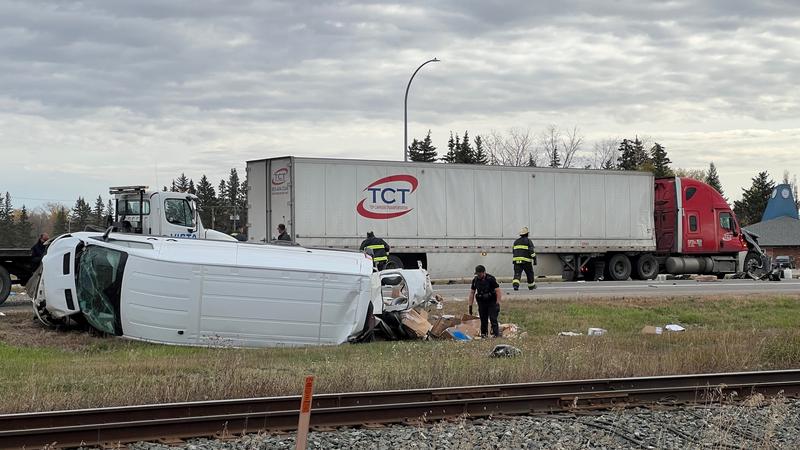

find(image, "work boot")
[529,284,536,290]
[513,286,519,291]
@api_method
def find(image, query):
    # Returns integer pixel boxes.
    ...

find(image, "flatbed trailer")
[0,248,37,304]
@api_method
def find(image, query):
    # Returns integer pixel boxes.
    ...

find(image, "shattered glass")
[76,245,126,335]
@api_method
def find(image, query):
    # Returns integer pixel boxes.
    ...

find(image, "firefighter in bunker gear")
[512,226,537,290]
[360,231,391,271]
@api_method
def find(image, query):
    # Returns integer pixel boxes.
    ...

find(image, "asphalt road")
[434,278,800,299]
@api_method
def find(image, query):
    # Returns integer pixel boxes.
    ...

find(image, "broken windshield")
[75,245,128,335]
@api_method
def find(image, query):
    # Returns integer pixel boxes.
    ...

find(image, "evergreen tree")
[733,171,775,227]
[617,139,637,170]
[474,135,488,165]
[196,175,217,231]
[227,169,242,232]
[92,195,105,227]
[601,157,616,170]
[0,192,12,247]
[174,173,190,192]
[649,143,673,177]
[548,143,561,168]
[441,132,457,163]
[106,199,114,218]
[457,131,475,164]
[527,154,537,167]
[407,138,423,162]
[418,131,438,162]
[53,207,69,236]
[188,179,197,195]
[632,137,650,169]
[15,205,32,246]
[705,162,725,199]
[71,197,92,231]
[170,180,177,192]
[238,170,248,235]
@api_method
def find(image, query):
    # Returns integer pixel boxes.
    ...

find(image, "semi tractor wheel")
[607,254,632,281]
[0,266,11,305]
[743,251,767,280]
[634,254,659,280]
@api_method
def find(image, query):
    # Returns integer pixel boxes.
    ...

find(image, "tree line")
[0,168,247,248]
[407,128,799,227]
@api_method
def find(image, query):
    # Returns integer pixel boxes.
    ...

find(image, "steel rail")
[2,370,800,449]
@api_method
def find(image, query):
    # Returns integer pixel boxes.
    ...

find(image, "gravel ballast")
[122,398,800,450]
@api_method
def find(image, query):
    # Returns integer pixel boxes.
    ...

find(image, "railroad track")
[2,369,800,449]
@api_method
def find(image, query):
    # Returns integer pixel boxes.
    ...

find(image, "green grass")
[2,294,800,413]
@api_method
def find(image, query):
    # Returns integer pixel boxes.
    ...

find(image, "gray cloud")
[1,0,799,208]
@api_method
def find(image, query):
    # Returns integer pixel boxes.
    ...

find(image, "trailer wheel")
[0,266,11,305]
[743,251,767,280]
[634,254,659,280]
[385,255,404,270]
[607,254,632,281]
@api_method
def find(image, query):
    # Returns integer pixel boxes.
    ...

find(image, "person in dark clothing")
[31,233,49,265]
[468,265,503,337]
[512,226,537,290]
[359,231,390,271]
[276,223,291,241]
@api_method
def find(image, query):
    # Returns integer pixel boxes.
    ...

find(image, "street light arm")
[404,58,440,162]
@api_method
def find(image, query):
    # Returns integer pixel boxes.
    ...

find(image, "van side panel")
[121,257,199,345]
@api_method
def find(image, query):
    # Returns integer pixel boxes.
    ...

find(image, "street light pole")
[404,58,439,162]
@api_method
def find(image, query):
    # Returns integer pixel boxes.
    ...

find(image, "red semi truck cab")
[655,177,748,256]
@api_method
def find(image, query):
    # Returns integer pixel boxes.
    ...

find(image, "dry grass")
[2,294,800,413]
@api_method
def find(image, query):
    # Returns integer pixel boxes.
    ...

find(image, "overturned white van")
[31,232,432,347]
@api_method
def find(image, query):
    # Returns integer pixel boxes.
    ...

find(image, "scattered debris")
[692,275,720,282]
[499,323,520,339]
[558,331,583,336]
[665,324,686,332]
[489,344,522,358]
[400,308,432,339]
[641,325,663,335]
[587,327,607,336]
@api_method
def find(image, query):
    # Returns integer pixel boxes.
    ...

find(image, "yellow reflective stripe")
[531,252,536,257]
[512,279,520,283]
[513,257,532,262]
[373,256,389,262]
[366,244,385,250]
[513,245,529,250]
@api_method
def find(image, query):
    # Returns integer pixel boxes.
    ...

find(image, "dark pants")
[375,261,387,271]
[513,262,535,288]
[478,301,500,337]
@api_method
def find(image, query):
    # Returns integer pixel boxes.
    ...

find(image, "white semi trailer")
[246,157,656,279]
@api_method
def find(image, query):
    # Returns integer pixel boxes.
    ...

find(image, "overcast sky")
[1,0,799,210]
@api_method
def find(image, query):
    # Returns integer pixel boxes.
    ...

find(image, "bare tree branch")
[559,125,583,168]
[590,137,620,169]
[482,127,537,166]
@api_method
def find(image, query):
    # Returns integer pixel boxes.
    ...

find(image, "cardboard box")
[431,314,461,337]
[401,309,432,338]
[641,325,663,335]
[452,319,482,338]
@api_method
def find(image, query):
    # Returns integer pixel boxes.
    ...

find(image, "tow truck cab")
[110,186,235,241]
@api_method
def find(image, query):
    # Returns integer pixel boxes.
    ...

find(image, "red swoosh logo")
[357,199,413,219]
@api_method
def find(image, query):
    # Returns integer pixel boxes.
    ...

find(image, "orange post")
[295,375,315,450]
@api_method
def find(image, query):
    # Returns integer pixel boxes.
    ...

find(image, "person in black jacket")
[512,226,536,290]
[30,233,49,265]
[359,231,390,270]
[468,265,503,337]
[276,224,291,241]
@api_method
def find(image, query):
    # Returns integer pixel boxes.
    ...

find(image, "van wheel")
[744,251,767,279]
[607,254,632,281]
[385,255,404,270]
[0,266,11,305]
[635,254,659,280]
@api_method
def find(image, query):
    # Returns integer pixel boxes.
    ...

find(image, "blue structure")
[762,184,799,221]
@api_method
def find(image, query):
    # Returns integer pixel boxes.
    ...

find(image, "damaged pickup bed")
[28,231,435,348]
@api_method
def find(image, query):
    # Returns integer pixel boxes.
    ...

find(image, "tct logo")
[356,174,418,219]
[271,168,288,186]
